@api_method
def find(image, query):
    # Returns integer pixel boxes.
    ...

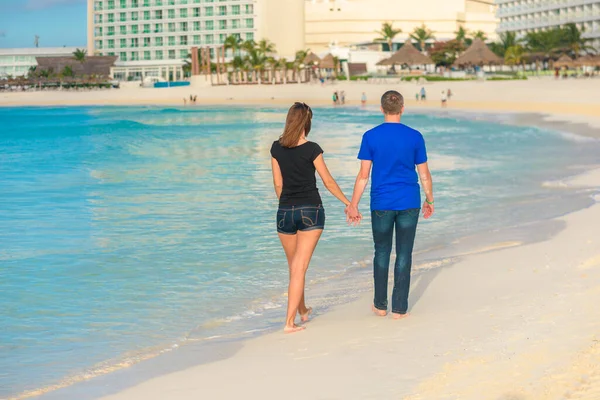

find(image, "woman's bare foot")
[392,312,410,320]
[300,307,313,323]
[372,305,387,317]
[284,324,306,334]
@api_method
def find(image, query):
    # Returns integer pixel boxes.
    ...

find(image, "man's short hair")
[381,90,404,115]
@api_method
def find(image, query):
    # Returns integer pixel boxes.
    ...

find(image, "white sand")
[6,78,600,399]
[2,78,600,122]
[91,81,600,400]
[96,171,600,400]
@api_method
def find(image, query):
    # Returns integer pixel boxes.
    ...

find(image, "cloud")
[25,0,85,10]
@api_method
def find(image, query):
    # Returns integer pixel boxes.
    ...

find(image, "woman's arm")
[271,157,283,199]
[313,154,351,206]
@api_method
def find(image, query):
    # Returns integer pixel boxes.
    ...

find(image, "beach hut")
[574,54,598,67]
[319,54,337,70]
[376,40,433,68]
[303,52,321,66]
[453,38,503,67]
[553,54,575,69]
[36,55,117,77]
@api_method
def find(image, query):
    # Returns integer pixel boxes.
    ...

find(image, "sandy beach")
[5,78,600,400]
[2,78,600,121]
[94,170,600,400]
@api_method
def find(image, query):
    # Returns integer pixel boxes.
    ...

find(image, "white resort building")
[496,0,600,50]
[87,0,305,81]
[305,0,499,52]
[0,47,83,78]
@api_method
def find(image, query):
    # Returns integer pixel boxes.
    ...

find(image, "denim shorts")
[276,205,325,235]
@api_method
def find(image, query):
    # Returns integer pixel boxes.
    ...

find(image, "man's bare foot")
[300,307,313,323]
[372,305,387,317]
[392,312,410,320]
[284,324,306,334]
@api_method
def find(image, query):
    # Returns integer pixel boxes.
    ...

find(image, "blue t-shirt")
[358,123,428,211]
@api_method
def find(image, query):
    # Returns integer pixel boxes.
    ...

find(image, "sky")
[0,0,87,48]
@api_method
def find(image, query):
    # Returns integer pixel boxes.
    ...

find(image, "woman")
[271,102,354,334]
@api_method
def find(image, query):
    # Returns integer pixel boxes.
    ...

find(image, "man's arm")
[347,160,372,222]
[417,162,434,219]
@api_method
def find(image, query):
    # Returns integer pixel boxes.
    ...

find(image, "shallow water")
[1,106,599,398]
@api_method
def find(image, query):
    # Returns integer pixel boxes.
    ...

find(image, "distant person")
[415,92,419,102]
[332,91,339,105]
[271,102,356,333]
[193,95,198,104]
[320,77,325,86]
[183,98,187,106]
[447,89,452,101]
[555,68,560,80]
[341,91,346,105]
[420,87,426,101]
[346,91,434,320]
[441,91,448,108]
[361,92,367,107]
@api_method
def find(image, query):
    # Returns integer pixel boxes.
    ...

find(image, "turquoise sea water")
[1,106,599,398]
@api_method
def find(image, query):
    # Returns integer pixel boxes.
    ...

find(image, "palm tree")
[490,32,520,57]
[241,40,256,55]
[455,26,468,44]
[332,55,340,78]
[224,35,242,57]
[27,66,38,78]
[293,49,310,82]
[39,68,54,79]
[558,23,596,56]
[375,22,402,52]
[410,24,435,53]
[230,55,245,83]
[276,58,288,83]
[257,39,277,58]
[73,48,87,64]
[62,65,75,78]
[504,45,525,70]
[471,30,488,42]
[525,30,560,59]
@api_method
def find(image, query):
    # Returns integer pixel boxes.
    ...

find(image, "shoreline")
[99,167,600,400]
[20,104,600,399]
[1,79,600,125]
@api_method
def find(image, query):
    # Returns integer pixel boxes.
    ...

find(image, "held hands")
[345,204,362,226]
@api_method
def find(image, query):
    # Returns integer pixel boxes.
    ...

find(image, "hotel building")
[0,47,83,78]
[87,0,305,81]
[305,0,499,51]
[496,0,600,50]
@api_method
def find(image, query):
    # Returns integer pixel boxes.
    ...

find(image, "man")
[420,87,426,101]
[346,90,434,319]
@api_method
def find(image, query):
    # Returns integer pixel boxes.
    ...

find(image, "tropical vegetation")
[410,24,435,52]
[375,22,402,52]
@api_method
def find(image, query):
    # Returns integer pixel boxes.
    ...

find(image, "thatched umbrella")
[376,57,394,66]
[303,52,321,66]
[380,40,433,66]
[319,54,336,69]
[453,38,503,67]
[553,54,575,69]
[574,54,597,67]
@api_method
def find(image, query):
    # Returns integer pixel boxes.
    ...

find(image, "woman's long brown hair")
[279,102,313,148]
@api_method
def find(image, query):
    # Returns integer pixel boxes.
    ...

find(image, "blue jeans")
[371,209,419,314]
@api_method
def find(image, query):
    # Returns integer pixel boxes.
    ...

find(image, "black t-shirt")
[270,140,324,206]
